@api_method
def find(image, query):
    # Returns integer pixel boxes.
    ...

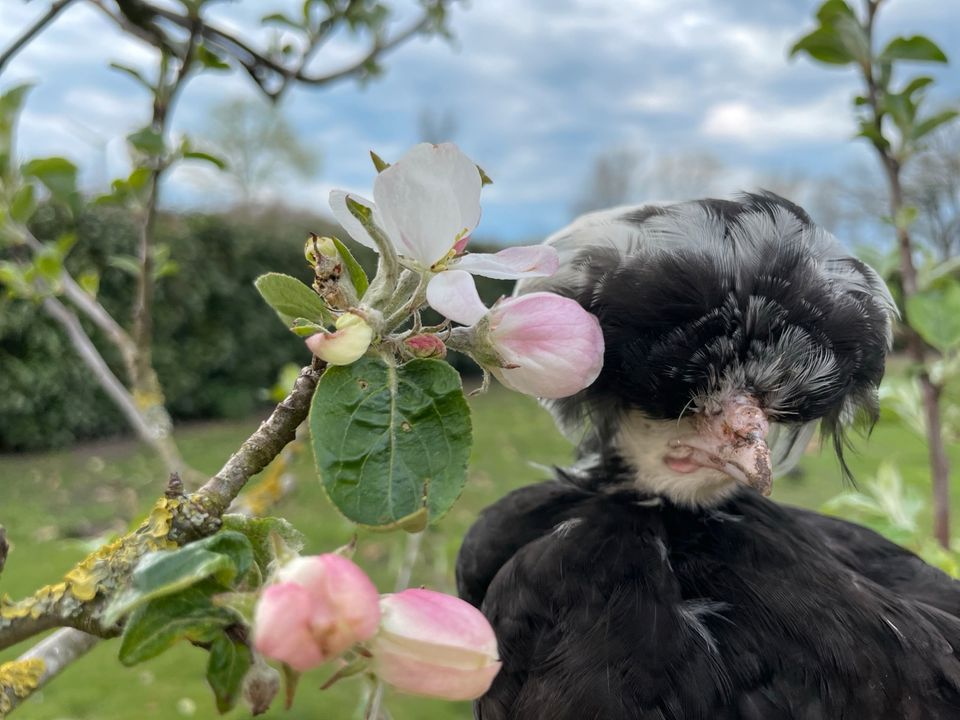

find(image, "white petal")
[452,246,559,280]
[329,190,379,252]
[426,270,488,326]
[374,143,482,266]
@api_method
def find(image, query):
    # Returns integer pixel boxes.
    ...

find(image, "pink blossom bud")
[483,292,604,399]
[404,333,447,359]
[252,555,381,672]
[370,589,501,701]
[305,312,373,365]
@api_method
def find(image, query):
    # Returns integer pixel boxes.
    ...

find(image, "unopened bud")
[305,312,373,366]
[305,234,339,266]
[242,656,281,716]
[404,334,447,359]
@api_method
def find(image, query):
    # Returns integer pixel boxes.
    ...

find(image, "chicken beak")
[668,395,773,496]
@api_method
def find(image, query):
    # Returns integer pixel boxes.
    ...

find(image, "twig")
[0,0,78,74]
[0,365,321,712]
[0,629,98,716]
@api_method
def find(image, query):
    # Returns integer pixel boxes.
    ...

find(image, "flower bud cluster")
[252,554,501,701]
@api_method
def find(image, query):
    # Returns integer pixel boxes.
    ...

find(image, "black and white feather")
[456,193,960,720]
[518,193,896,480]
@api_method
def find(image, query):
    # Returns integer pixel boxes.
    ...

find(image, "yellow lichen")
[0,658,45,715]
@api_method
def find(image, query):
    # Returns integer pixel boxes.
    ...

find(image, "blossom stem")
[363,530,424,719]
[384,272,430,331]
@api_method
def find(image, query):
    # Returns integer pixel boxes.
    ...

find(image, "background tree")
[793,0,960,547]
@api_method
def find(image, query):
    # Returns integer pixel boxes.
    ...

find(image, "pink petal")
[452,246,559,280]
[426,270,489,326]
[487,292,604,399]
[329,190,379,252]
[371,636,501,701]
[378,589,499,657]
[252,583,326,672]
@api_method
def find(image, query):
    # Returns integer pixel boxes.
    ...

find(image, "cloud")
[701,91,856,145]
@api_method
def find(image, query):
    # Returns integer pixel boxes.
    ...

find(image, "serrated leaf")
[221,515,305,575]
[254,272,335,326]
[330,236,369,297]
[104,531,253,625]
[310,357,472,528]
[907,282,960,351]
[10,184,36,223]
[913,110,959,141]
[21,157,77,203]
[206,632,252,713]
[128,127,166,156]
[184,150,228,170]
[118,580,237,666]
[880,35,948,64]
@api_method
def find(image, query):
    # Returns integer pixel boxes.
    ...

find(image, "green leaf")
[127,127,166,156]
[855,119,890,151]
[790,28,855,65]
[108,254,142,277]
[10,184,36,224]
[369,150,391,173]
[290,317,325,337]
[907,282,960,351]
[34,248,62,282]
[104,531,253,625]
[0,84,33,178]
[206,632,252,714]
[221,515,305,575]
[78,270,100,297]
[118,580,237,666]
[331,237,369,297]
[196,44,231,71]
[894,205,918,230]
[913,109,959,141]
[254,272,335,326]
[262,12,303,30]
[477,165,493,186]
[902,76,934,98]
[310,357,472,528]
[879,36,948,64]
[815,0,856,23]
[21,157,77,204]
[183,150,228,170]
[109,62,154,91]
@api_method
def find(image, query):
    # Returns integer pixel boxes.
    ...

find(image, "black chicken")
[456,193,960,719]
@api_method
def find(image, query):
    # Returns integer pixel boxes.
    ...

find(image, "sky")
[1,0,958,244]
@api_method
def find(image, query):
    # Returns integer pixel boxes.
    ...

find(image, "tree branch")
[40,295,184,474]
[0,364,320,653]
[0,0,78,74]
[0,630,98,716]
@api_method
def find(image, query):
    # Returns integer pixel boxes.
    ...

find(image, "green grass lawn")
[1,384,958,719]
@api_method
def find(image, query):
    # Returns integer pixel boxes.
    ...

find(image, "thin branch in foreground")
[0,365,321,713]
[0,630,98,716]
[0,0,78,74]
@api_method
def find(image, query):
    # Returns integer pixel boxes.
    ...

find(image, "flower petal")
[252,583,326,672]
[486,292,604,398]
[329,190,379,252]
[426,270,489,326]
[305,313,373,366]
[452,245,559,280]
[374,143,482,266]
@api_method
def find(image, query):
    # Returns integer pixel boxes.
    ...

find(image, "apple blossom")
[370,589,501,701]
[428,270,605,398]
[328,143,558,308]
[252,554,380,672]
[305,312,373,365]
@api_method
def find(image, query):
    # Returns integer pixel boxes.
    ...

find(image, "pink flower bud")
[370,589,501,701]
[305,312,373,366]
[252,555,381,672]
[404,333,447,359]
[484,292,604,399]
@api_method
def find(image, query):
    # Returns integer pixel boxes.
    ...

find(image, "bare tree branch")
[0,0,79,74]
[40,295,184,473]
